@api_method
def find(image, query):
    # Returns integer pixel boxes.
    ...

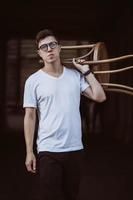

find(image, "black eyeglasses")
[38,41,58,52]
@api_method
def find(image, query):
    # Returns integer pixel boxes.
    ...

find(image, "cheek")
[58,46,61,53]
[55,49,61,56]
[38,52,42,58]
[39,52,46,59]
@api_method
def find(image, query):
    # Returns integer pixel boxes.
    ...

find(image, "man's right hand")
[25,152,36,173]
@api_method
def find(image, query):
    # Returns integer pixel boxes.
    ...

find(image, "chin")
[47,58,56,63]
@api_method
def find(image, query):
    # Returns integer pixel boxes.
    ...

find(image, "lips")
[47,54,54,57]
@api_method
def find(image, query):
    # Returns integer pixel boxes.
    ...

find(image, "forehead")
[39,36,57,46]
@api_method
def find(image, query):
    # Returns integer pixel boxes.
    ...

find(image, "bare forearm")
[72,58,106,102]
[24,115,36,153]
[85,72,106,101]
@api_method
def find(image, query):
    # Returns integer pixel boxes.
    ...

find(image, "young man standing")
[23,29,106,200]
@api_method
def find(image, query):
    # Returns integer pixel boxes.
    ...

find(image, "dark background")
[0,0,133,200]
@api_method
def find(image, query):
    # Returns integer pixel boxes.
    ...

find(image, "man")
[23,29,106,200]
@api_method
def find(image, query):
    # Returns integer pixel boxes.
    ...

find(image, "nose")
[47,44,52,51]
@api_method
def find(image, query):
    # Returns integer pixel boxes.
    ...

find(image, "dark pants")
[38,150,84,200]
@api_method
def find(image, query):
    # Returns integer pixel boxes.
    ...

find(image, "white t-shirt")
[23,67,89,153]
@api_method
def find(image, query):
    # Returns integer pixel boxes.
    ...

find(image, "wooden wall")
[0,0,132,144]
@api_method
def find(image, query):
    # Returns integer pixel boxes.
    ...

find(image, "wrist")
[80,64,90,73]
[26,148,34,154]
[82,69,91,76]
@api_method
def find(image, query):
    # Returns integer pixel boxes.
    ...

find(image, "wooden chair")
[61,42,133,96]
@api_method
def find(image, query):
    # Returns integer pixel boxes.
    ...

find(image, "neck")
[42,60,63,76]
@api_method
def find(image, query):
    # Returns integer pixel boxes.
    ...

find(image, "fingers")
[77,59,86,64]
[25,158,36,173]
[72,58,89,73]
[26,162,32,172]
[33,158,36,172]
[72,58,81,69]
[72,58,77,66]
[72,58,85,65]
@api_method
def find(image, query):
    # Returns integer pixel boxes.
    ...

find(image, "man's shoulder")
[25,69,41,83]
[65,66,80,76]
[65,66,80,75]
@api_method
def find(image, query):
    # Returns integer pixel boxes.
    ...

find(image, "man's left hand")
[72,58,90,74]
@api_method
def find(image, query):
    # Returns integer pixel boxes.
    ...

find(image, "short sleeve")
[80,74,90,93]
[23,78,37,108]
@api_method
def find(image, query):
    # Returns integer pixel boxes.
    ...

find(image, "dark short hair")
[35,29,59,48]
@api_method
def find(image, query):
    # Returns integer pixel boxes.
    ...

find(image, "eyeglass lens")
[39,42,58,51]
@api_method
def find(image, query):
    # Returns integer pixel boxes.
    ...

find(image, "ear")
[58,45,61,53]
[37,49,42,58]
[37,49,40,55]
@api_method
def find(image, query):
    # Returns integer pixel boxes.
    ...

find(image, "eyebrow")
[40,41,57,45]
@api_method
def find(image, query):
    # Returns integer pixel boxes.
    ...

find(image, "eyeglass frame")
[38,41,59,52]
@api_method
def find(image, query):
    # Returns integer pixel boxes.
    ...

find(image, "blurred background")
[0,0,133,200]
